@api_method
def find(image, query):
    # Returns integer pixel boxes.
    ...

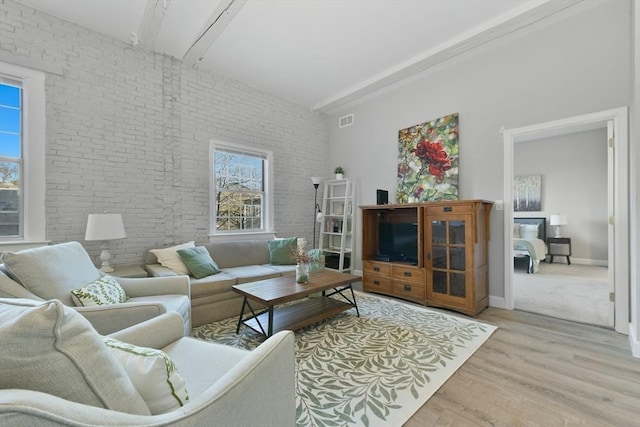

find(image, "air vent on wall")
[338,113,354,128]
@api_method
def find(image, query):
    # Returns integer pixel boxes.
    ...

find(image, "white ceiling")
[15,0,581,112]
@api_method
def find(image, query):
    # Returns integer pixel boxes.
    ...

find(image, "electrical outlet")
[495,200,504,211]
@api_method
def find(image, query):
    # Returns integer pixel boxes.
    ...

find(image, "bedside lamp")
[549,214,567,238]
[85,213,126,273]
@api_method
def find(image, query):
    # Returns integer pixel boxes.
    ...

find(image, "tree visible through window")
[213,147,266,232]
[0,81,21,237]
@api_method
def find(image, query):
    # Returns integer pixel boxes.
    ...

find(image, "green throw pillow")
[267,237,297,265]
[176,246,221,279]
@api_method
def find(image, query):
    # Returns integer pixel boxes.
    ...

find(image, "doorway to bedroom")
[512,128,610,327]
[502,107,629,334]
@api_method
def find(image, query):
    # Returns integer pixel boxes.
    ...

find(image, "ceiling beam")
[313,0,585,113]
[136,0,171,48]
[183,0,246,67]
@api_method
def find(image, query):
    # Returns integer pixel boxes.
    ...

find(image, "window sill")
[208,231,277,242]
[0,241,50,253]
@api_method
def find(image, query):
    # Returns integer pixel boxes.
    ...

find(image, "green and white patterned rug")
[192,291,496,427]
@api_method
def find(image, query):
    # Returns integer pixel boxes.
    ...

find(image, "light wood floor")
[404,307,640,427]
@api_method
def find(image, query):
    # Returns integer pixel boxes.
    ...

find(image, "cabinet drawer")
[391,265,424,284]
[364,275,392,293]
[364,261,391,276]
[425,203,473,215]
[393,281,425,302]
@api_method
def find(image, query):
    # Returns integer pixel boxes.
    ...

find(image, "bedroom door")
[606,120,615,326]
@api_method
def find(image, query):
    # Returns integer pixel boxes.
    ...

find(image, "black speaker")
[376,189,388,205]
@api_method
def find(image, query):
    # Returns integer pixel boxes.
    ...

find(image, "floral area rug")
[192,291,496,427]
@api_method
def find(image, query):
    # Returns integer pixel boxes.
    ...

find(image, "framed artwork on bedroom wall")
[513,175,541,211]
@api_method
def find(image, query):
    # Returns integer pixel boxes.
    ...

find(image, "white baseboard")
[570,258,608,267]
[629,324,640,358]
[489,296,506,309]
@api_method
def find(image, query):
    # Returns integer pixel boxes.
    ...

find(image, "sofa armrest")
[183,330,296,426]
[108,312,185,349]
[115,275,190,298]
[75,303,168,335]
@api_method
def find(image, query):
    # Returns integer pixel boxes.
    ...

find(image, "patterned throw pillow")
[70,275,127,307]
[102,337,190,415]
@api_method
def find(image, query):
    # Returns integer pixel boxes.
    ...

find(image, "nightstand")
[547,237,571,265]
[109,265,148,278]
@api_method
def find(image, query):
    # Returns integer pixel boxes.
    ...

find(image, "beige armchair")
[0,242,191,335]
[0,300,296,426]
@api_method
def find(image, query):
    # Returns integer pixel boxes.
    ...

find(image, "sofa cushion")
[202,241,270,268]
[267,237,297,265]
[102,337,190,415]
[189,272,238,298]
[71,275,127,307]
[177,246,221,279]
[0,298,150,415]
[150,242,195,275]
[1,241,101,306]
[224,265,282,284]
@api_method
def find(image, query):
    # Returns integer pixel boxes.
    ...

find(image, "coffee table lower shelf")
[242,297,354,337]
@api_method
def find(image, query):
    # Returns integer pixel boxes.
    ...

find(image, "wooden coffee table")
[232,269,361,337]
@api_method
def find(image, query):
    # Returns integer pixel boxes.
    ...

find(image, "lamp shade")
[549,214,568,226]
[310,176,322,186]
[85,213,126,241]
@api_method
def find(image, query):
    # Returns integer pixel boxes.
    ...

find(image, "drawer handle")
[373,267,380,272]
[373,280,380,285]
[403,271,412,277]
[443,206,452,212]
[403,285,412,292]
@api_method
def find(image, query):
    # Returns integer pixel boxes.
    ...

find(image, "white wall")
[0,0,329,265]
[514,129,608,263]
[328,1,631,298]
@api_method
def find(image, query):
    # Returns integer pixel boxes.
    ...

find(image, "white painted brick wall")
[1,0,329,266]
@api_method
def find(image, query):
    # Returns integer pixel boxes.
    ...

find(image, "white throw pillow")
[512,223,521,238]
[71,275,127,307]
[520,224,539,240]
[0,298,149,415]
[102,337,190,415]
[150,242,195,275]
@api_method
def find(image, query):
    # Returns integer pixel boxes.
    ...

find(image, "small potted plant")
[334,166,345,180]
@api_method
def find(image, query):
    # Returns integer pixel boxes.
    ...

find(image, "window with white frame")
[211,141,273,234]
[0,62,46,243]
[0,79,22,237]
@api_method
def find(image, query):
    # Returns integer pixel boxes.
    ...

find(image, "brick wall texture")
[0,0,329,265]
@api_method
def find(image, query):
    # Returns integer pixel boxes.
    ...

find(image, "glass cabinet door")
[429,218,467,298]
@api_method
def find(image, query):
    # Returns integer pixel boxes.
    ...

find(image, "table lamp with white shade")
[549,214,568,238]
[85,213,126,273]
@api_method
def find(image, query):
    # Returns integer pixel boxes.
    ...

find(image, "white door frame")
[503,107,629,334]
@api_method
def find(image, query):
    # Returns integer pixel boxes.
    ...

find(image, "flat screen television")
[377,222,418,264]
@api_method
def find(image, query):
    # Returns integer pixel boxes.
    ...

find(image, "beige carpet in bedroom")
[513,262,609,327]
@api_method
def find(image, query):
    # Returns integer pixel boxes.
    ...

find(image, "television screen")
[377,222,418,264]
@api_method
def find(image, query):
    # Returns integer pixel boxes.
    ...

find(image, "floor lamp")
[311,177,322,249]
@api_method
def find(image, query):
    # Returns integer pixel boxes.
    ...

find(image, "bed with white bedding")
[513,217,548,273]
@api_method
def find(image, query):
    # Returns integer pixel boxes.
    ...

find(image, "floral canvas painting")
[397,113,459,202]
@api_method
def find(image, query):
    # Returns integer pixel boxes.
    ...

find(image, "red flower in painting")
[411,138,451,181]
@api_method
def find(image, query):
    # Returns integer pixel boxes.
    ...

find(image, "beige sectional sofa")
[145,240,298,327]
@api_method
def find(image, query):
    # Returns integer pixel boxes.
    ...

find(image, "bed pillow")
[176,246,221,279]
[0,298,149,415]
[71,275,127,307]
[520,224,539,240]
[150,242,195,275]
[513,223,521,238]
[267,237,297,265]
[102,337,190,415]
